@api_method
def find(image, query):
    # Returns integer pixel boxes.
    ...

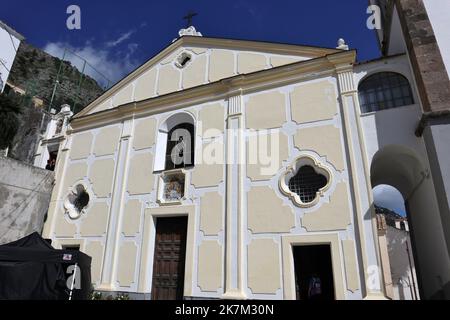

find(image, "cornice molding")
[70,50,356,132]
[76,37,345,118]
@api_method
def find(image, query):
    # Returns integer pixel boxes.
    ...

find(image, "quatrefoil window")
[64,184,90,220]
[289,165,328,204]
[279,156,332,207]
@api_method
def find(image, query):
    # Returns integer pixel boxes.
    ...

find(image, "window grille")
[288,165,328,203]
[71,185,89,213]
[358,72,414,113]
[165,123,195,170]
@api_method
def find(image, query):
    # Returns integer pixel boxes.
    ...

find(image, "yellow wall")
[44,65,363,300]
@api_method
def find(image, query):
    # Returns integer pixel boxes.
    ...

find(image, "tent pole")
[68,263,78,301]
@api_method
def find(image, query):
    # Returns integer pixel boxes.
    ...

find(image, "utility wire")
[8,31,18,53]
[0,59,11,73]
[0,170,54,227]
[0,172,54,240]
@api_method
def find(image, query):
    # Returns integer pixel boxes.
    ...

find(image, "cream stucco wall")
[133,118,157,150]
[183,55,207,89]
[301,183,352,231]
[85,241,105,284]
[117,241,138,287]
[43,124,124,293]
[93,126,121,156]
[200,192,224,236]
[79,202,109,237]
[209,49,235,82]
[245,91,286,130]
[122,200,142,236]
[199,103,225,138]
[198,240,223,292]
[247,186,295,234]
[248,239,281,294]
[134,69,157,101]
[290,80,338,124]
[294,125,345,171]
[89,159,115,198]
[44,44,371,300]
[69,132,93,160]
[246,131,289,181]
[127,153,154,195]
[85,43,315,116]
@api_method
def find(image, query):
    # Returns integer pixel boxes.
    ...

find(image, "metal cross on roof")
[183,11,197,28]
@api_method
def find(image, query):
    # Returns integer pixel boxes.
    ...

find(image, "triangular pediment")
[76,36,341,117]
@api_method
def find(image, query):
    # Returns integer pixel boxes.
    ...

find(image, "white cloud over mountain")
[44,29,141,88]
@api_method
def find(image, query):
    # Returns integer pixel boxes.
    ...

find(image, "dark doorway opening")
[151,216,188,300]
[46,151,58,171]
[62,245,80,251]
[293,244,335,300]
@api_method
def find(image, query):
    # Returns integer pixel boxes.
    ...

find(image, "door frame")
[138,205,196,297]
[281,234,346,300]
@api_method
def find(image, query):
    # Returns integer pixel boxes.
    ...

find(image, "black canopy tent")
[0,232,91,300]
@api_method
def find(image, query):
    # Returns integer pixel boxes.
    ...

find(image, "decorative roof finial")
[178,26,202,38]
[336,38,349,50]
[173,12,202,42]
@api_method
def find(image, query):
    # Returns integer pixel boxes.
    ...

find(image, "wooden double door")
[151,217,188,300]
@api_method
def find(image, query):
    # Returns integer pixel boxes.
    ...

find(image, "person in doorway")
[307,273,322,300]
[45,159,52,171]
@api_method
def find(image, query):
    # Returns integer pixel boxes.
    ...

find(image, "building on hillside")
[40,1,450,300]
[0,20,24,93]
[376,208,420,300]
[3,81,44,108]
[34,105,73,171]
[0,21,54,246]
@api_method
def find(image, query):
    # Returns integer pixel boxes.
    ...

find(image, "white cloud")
[373,185,406,216]
[234,1,263,21]
[106,30,135,47]
[127,43,139,55]
[44,41,139,87]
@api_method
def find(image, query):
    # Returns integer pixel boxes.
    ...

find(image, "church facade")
[40,22,450,300]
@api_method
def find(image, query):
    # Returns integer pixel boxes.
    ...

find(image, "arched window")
[165,122,195,170]
[358,72,414,113]
[400,221,406,231]
[154,112,195,171]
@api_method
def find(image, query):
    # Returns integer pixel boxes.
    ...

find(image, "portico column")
[222,91,246,299]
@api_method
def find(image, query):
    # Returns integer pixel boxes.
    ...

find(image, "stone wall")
[0,156,54,244]
[9,105,51,165]
[395,0,450,112]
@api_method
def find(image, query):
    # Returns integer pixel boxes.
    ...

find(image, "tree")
[0,92,22,150]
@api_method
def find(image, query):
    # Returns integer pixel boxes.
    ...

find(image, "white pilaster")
[222,93,246,299]
[98,118,134,290]
[336,66,386,299]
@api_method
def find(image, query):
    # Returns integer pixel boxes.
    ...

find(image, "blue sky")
[373,185,406,216]
[2,0,380,84]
